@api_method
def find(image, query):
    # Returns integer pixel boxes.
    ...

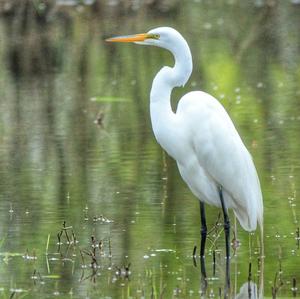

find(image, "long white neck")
[150,36,193,159]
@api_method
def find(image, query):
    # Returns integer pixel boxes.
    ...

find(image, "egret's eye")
[148,34,160,40]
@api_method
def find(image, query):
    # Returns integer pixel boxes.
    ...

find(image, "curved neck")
[150,38,193,159]
[151,38,193,98]
[171,39,193,88]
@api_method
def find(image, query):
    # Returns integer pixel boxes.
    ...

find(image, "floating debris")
[154,249,176,253]
[92,215,114,223]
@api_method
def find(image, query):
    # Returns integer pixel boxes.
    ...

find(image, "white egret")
[106,27,263,284]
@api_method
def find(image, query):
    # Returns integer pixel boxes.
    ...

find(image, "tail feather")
[233,203,257,231]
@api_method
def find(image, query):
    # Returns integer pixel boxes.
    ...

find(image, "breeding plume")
[106,27,263,281]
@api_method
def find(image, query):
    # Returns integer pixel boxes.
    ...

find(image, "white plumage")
[175,91,263,231]
[106,26,263,236]
[147,28,263,233]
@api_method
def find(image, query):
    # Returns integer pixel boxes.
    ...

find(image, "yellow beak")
[105,33,148,43]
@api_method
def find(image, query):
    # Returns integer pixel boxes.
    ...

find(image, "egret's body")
[151,91,263,231]
[152,87,262,231]
[106,27,263,260]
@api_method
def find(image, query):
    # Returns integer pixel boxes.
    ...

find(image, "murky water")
[0,1,300,298]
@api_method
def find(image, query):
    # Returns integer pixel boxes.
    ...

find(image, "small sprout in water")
[91,236,96,248]
[291,278,297,295]
[71,231,78,244]
[98,240,103,255]
[31,269,38,280]
[57,231,63,245]
[124,263,131,277]
[192,246,197,257]
[108,238,112,258]
[31,269,43,284]
[62,221,72,244]
[296,227,300,249]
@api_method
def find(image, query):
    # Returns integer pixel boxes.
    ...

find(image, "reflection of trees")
[2,0,71,205]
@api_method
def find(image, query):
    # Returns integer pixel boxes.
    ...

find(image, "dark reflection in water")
[0,1,300,298]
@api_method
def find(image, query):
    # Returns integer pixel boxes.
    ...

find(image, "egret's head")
[106,27,193,87]
[105,27,185,52]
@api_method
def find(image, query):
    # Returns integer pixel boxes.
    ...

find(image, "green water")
[0,1,300,298]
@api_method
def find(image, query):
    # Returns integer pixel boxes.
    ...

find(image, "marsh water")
[0,1,300,298]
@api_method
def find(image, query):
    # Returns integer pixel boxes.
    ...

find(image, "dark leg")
[199,201,207,288]
[219,186,230,289]
[200,201,207,257]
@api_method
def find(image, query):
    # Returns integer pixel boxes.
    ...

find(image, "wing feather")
[177,91,263,231]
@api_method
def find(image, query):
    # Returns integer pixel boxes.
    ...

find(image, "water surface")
[0,1,300,298]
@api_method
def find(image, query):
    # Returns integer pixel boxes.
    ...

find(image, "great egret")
[106,27,263,282]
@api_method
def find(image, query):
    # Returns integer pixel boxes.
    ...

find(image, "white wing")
[176,91,263,231]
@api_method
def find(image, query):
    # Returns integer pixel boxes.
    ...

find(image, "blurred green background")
[0,0,300,298]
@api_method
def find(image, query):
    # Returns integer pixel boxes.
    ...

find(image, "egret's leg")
[200,201,207,257]
[219,186,230,288]
[199,201,207,284]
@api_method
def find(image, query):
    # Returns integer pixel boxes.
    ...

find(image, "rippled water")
[0,1,300,298]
